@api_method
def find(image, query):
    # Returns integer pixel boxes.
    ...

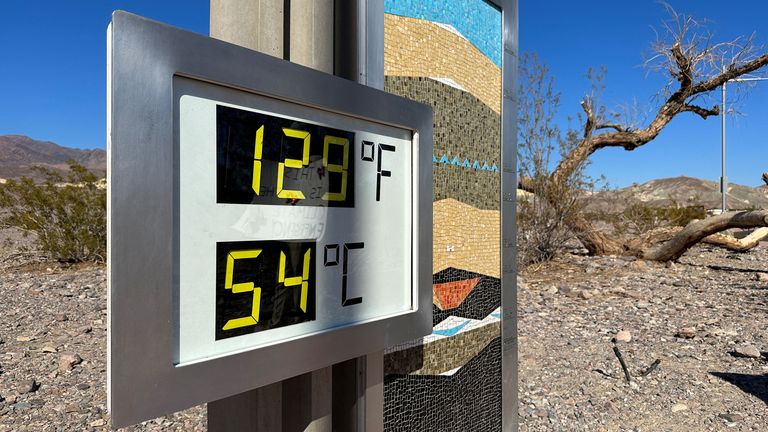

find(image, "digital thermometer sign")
[108,12,431,428]
[175,77,419,363]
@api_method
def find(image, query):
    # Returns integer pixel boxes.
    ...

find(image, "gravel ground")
[0,226,765,431]
[0,229,205,432]
[518,246,768,431]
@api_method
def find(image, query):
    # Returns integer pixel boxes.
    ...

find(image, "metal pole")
[208,1,383,431]
[719,74,768,213]
[721,72,727,213]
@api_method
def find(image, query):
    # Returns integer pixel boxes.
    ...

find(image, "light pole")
[720,72,768,212]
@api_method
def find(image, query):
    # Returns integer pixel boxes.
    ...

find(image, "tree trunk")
[569,216,626,255]
[642,211,768,261]
[702,227,768,252]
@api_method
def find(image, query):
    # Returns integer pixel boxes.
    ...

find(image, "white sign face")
[175,77,416,365]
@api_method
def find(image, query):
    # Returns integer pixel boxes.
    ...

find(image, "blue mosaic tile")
[385,0,502,67]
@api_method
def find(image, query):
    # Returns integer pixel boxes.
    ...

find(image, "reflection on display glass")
[217,105,355,207]
[215,240,316,340]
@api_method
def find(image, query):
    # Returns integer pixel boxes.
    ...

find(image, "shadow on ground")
[710,371,768,405]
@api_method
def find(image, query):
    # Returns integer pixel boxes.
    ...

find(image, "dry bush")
[516,54,598,266]
[0,161,106,262]
[607,201,707,238]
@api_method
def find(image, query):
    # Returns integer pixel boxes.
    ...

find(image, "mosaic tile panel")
[433,277,480,310]
[385,312,500,375]
[432,268,500,326]
[385,77,500,210]
[384,0,502,66]
[384,338,502,432]
[383,4,502,430]
[384,14,502,113]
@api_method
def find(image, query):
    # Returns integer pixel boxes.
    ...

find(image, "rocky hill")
[0,135,105,181]
[585,176,768,212]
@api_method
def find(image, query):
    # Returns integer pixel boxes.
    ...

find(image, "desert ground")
[0,226,765,431]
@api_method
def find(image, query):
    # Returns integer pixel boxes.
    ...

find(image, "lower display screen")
[216,240,316,340]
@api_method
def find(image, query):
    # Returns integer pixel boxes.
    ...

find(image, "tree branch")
[581,100,595,138]
[680,104,719,119]
[595,123,628,132]
[670,42,693,88]
[702,227,768,251]
[691,53,768,94]
[644,210,768,261]
[518,176,535,193]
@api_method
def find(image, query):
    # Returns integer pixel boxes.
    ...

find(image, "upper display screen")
[217,105,355,207]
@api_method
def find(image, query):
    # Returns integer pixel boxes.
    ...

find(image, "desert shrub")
[517,178,584,266]
[0,161,106,262]
[611,201,706,237]
[516,53,598,266]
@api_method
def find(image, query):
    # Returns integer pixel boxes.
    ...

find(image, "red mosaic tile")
[432,277,481,310]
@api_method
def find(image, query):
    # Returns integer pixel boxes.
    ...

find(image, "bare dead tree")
[523,5,768,261]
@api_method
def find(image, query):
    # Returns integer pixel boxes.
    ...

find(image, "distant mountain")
[0,135,105,181]
[585,176,768,212]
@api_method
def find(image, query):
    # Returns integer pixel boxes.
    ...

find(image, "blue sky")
[1,1,766,187]
[519,1,768,187]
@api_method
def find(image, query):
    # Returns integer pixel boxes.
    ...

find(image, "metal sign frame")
[470,0,519,431]
[107,11,432,428]
[495,0,519,431]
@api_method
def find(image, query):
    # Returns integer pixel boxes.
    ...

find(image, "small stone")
[635,302,650,309]
[579,290,593,300]
[41,346,57,353]
[90,419,106,427]
[614,330,632,343]
[54,313,68,322]
[676,327,697,339]
[754,273,768,282]
[671,403,688,412]
[533,408,548,418]
[18,379,39,394]
[731,345,761,359]
[65,404,80,413]
[4,395,17,405]
[77,325,92,334]
[13,401,30,410]
[58,353,83,371]
[15,336,33,342]
[76,383,90,390]
[603,401,619,415]
[665,261,678,270]
[630,260,647,270]
[29,399,45,408]
[545,285,558,295]
[718,412,744,423]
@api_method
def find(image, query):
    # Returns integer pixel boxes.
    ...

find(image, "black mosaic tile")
[432,267,500,326]
[384,337,502,432]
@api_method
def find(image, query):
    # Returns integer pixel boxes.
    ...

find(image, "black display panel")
[215,240,316,340]
[217,105,355,207]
